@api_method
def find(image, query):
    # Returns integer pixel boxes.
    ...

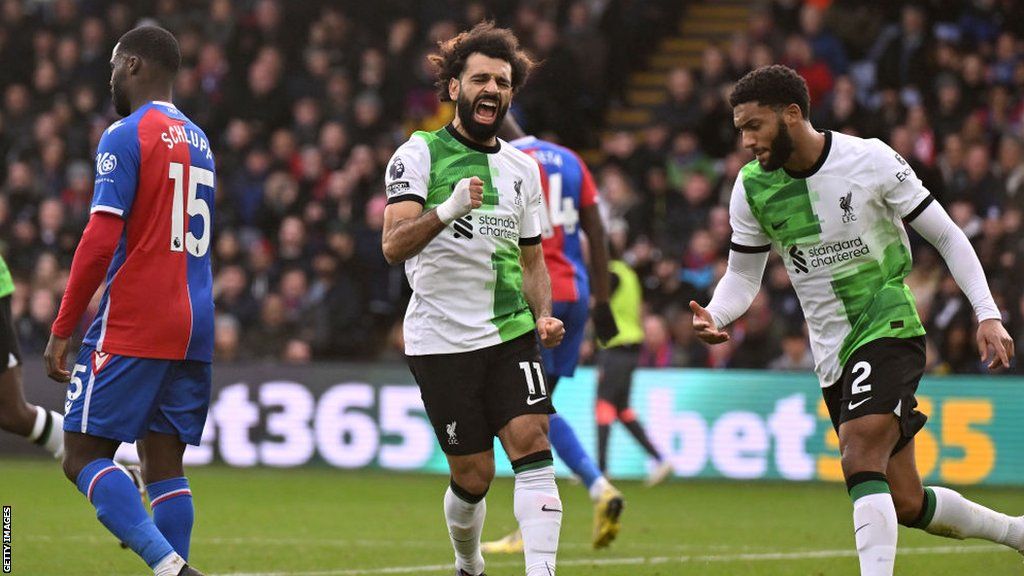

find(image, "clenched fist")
[437,176,484,225]
[536,316,565,348]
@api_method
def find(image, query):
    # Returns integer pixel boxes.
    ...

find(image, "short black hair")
[729,65,810,119]
[427,21,534,102]
[117,25,181,75]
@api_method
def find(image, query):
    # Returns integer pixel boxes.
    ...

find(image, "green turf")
[3,458,1022,575]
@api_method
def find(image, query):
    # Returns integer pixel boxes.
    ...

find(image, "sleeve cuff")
[91,205,125,217]
[975,307,1002,323]
[705,305,726,330]
[730,242,771,253]
[903,195,935,223]
[519,235,542,246]
[386,194,426,206]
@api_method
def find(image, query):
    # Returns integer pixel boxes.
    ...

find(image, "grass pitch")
[3,459,1022,575]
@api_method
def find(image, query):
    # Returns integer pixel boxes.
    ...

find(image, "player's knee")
[595,399,617,425]
[0,406,21,433]
[452,462,494,495]
[892,489,924,525]
[141,460,182,484]
[0,400,33,435]
[61,453,84,484]
[139,449,185,483]
[839,419,898,475]
[839,439,890,478]
[618,407,637,423]
[507,427,549,458]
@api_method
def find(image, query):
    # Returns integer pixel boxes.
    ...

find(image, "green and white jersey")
[385,124,544,355]
[729,131,932,387]
[0,254,13,299]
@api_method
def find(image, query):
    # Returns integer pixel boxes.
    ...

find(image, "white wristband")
[436,200,460,226]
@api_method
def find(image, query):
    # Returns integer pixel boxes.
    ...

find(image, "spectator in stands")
[799,4,848,75]
[768,325,815,371]
[0,0,1017,373]
[656,67,701,133]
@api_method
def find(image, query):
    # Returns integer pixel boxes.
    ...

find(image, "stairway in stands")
[603,1,752,135]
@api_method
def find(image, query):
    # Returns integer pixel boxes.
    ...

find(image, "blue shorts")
[542,299,589,379]
[63,345,211,445]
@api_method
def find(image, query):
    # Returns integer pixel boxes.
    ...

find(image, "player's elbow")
[381,240,404,265]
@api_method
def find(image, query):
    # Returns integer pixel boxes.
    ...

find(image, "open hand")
[977,318,1015,371]
[689,300,730,344]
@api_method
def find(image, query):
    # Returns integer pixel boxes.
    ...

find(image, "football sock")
[548,413,601,489]
[848,472,897,576]
[619,409,663,460]
[152,552,187,576]
[76,459,177,570]
[513,451,561,576]
[587,476,613,502]
[27,406,64,457]
[148,477,194,560]
[912,486,1024,549]
[445,479,486,575]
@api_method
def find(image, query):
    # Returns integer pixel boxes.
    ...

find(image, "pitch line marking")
[212,543,1007,576]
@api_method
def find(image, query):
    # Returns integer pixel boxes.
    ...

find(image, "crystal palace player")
[692,65,1020,576]
[45,26,212,576]
[481,116,624,554]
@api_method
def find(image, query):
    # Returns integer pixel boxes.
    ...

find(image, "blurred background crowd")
[1,0,1022,374]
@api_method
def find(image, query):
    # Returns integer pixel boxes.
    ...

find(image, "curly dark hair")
[729,65,810,119]
[427,21,534,102]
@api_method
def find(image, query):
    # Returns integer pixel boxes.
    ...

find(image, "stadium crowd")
[1,0,1022,374]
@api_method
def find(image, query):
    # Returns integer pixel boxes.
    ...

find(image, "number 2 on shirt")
[168,161,213,257]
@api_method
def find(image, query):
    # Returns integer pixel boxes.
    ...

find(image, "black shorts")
[407,331,555,456]
[597,345,640,409]
[0,296,21,374]
[822,336,928,454]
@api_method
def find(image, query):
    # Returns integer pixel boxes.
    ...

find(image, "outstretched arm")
[908,200,1014,369]
[692,249,769,345]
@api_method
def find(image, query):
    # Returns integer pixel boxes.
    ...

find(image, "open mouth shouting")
[474,96,500,124]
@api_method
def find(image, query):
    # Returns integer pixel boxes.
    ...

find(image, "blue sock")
[147,477,194,560]
[548,413,602,488]
[75,459,175,568]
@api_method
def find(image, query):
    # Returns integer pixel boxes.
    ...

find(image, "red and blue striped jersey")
[85,101,215,362]
[511,136,598,303]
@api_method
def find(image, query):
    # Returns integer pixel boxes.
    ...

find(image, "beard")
[112,82,131,117]
[759,118,795,171]
[456,91,508,142]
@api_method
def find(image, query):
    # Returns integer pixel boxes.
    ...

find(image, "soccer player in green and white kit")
[691,65,1020,576]
[382,23,565,576]
[0,254,64,457]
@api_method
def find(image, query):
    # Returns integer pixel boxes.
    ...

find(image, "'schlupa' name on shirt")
[161,124,212,161]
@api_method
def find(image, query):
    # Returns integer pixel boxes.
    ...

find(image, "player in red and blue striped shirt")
[44,26,210,576]
[483,117,624,553]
